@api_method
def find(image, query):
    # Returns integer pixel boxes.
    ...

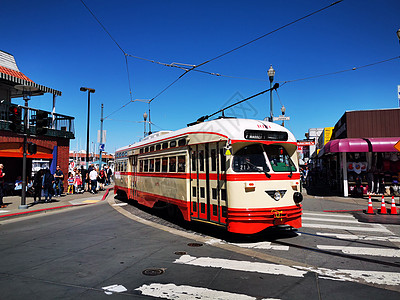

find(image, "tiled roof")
[0,65,33,82]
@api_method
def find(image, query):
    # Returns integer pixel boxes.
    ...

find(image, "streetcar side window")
[220,148,226,172]
[170,141,177,148]
[149,146,155,152]
[149,159,154,172]
[191,151,197,172]
[155,158,161,172]
[162,142,168,149]
[198,150,205,172]
[211,149,217,172]
[232,144,269,172]
[263,145,296,172]
[139,160,144,172]
[169,157,176,172]
[162,157,168,172]
[178,155,186,172]
[156,144,161,151]
[144,159,149,172]
[178,138,186,146]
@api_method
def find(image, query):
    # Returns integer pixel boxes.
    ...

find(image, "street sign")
[99,143,105,151]
[394,140,400,152]
[273,116,290,121]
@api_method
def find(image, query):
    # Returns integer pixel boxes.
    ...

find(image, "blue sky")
[1,0,399,153]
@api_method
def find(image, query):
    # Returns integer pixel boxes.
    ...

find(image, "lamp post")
[80,87,95,169]
[268,65,275,121]
[99,103,104,170]
[281,105,286,127]
[143,112,148,137]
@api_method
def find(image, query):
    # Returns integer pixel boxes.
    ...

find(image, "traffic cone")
[366,195,374,214]
[379,195,387,214]
[390,196,398,215]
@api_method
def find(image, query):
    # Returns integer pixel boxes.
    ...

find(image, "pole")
[269,79,273,122]
[86,92,91,169]
[20,101,28,209]
[99,103,104,170]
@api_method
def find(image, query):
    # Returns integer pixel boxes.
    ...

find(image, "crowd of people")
[0,164,113,206]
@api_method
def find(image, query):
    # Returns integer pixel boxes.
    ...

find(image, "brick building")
[0,50,74,191]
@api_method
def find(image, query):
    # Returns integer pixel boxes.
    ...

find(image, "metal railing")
[0,102,75,139]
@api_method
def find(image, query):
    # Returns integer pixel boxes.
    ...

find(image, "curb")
[0,187,114,219]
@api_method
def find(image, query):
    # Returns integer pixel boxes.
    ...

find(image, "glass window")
[191,151,197,172]
[144,147,149,153]
[178,138,186,146]
[264,145,296,172]
[169,157,176,172]
[211,149,217,172]
[149,146,155,152]
[156,144,161,151]
[155,158,161,172]
[162,142,168,149]
[220,148,226,172]
[199,150,204,172]
[139,160,144,172]
[178,156,186,172]
[140,148,143,154]
[144,159,149,172]
[170,141,176,148]
[162,157,168,172]
[149,159,154,172]
[232,144,269,172]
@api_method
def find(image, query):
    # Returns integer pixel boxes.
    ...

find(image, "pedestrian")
[0,164,6,208]
[32,169,43,204]
[89,167,98,194]
[75,170,83,193]
[67,172,74,194]
[80,166,87,192]
[54,165,64,196]
[98,168,106,190]
[42,169,54,203]
[107,166,113,184]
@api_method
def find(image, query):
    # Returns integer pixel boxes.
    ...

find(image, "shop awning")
[318,137,400,157]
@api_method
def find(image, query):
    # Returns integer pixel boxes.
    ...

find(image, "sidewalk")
[0,185,114,220]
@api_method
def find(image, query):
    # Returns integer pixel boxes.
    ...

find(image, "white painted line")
[302,216,360,224]
[102,284,127,295]
[0,210,10,213]
[135,283,280,300]
[303,212,355,219]
[206,239,289,251]
[174,255,307,277]
[317,245,400,257]
[113,203,128,207]
[302,223,392,233]
[174,255,400,286]
[316,232,400,243]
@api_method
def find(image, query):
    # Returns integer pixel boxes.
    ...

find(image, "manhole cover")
[187,243,203,247]
[142,268,164,276]
[174,251,187,255]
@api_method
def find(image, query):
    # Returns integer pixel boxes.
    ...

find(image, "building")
[0,50,74,191]
[311,108,400,197]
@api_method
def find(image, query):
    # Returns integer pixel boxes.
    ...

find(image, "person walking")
[67,172,75,194]
[32,169,43,204]
[107,166,113,185]
[0,164,6,208]
[89,167,98,194]
[54,165,64,196]
[42,169,54,203]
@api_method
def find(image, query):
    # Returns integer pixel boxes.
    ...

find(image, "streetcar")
[114,118,303,234]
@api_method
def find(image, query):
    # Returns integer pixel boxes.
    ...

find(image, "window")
[149,159,154,172]
[200,187,205,198]
[191,151,197,172]
[220,148,226,171]
[155,158,161,172]
[149,145,155,152]
[212,188,217,200]
[178,155,186,172]
[264,145,296,172]
[178,138,186,146]
[140,148,143,154]
[144,159,149,172]
[162,158,168,172]
[211,149,217,172]
[192,187,197,197]
[170,141,176,148]
[156,144,161,151]
[232,144,269,173]
[139,160,144,172]
[144,147,149,153]
[199,150,204,172]
[162,142,168,149]
[169,157,176,172]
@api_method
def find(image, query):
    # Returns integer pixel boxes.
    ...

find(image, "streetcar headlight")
[273,191,281,201]
[293,192,303,204]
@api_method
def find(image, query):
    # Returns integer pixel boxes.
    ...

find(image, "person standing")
[54,165,64,196]
[42,169,54,203]
[107,166,113,185]
[32,169,43,204]
[0,164,6,208]
[89,167,98,194]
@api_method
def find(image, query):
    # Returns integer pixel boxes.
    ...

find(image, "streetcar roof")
[116,118,296,152]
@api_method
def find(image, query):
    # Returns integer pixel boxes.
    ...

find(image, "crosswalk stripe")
[302,223,392,233]
[316,232,400,243]
[303,212,355,219]
[302,216,360,224]
[317,245,400,257]
[206,239,289,251]
[174,255,400,286]
[135,283,280,300]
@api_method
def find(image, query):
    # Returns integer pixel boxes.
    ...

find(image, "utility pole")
[80,87,95,169]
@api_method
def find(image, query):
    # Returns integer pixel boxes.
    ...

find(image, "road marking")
[316,232,400,243]
[175,255,400,286]
[302,216,360,224]
[206,239,289,251]
[135,283,279,300]
[302,223,392,233]
[82,200,100,204]
[303,212,355,219]
[102,284,127,295]
[0,210,10,213]
[316,245,400,257]
[112,203,128,206]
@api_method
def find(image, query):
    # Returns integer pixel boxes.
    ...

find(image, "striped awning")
[0,65,62,97]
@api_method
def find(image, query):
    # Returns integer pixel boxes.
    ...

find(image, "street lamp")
[143,112,148,137]
[281,105,286,127]
[80,87,95,169]
[268,65,275,122]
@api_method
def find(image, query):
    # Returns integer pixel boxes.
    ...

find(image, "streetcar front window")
[263,145,296,172]
[232,144,269,172]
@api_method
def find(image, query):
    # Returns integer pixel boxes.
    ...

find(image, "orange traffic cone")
[366,195,374,214]
[379,195,387,214]
[390,196,398,215]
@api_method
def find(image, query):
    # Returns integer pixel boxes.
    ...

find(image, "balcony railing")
[0,103,75,139]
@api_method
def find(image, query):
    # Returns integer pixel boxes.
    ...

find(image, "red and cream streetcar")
[114,118,302,234]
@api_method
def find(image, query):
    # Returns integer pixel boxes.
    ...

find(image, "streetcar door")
[130,155,138,200]
[192,144,210,221]
[189,147,199,219]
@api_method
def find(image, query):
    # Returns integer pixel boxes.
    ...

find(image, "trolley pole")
[99,103,104,170]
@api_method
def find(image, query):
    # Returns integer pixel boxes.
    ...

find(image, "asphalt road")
[0,195,399,299]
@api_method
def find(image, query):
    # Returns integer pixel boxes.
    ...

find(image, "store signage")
[297,140,315,146]
[395,140,400,152]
